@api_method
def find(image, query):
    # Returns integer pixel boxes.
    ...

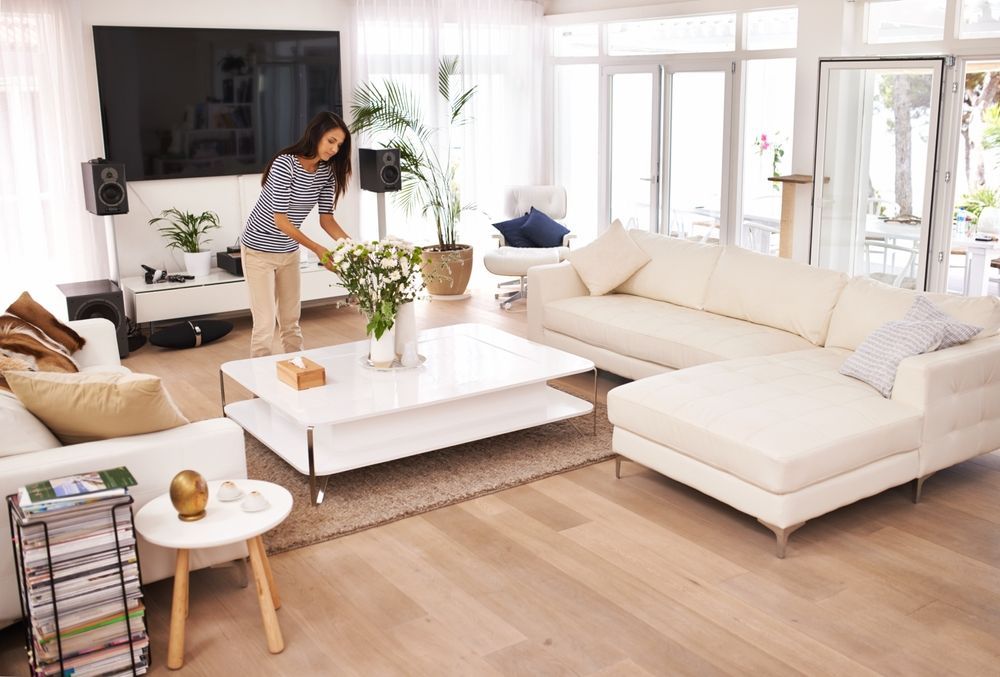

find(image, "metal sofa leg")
[614,455,624,479]
[757,519,805,559]
[913,472,935,504]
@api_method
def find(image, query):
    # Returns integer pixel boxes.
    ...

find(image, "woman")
[241,111,352,356]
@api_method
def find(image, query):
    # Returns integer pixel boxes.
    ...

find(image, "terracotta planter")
[421,245,473,296]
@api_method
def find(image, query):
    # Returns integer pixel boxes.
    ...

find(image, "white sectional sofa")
[528,231,1000,556]
[0,318,249,626]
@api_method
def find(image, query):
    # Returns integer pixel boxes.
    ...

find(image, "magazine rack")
[6,494,148,676]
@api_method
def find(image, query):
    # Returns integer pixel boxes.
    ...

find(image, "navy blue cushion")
[521,208,570,248]
[491,214,535,247]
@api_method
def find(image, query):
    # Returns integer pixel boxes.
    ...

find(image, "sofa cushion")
[5,370,189,445]
[839,320,948,398]
[0,392,61,457]
[903,296,983,349]
[826,277,1000,351]
[703,247,848,345]
[607,349,922,494]
[565,220,651,296]
[614,230,722,310]
[0,314,80,391]
[544,294,814,370]
[491,214,535,248]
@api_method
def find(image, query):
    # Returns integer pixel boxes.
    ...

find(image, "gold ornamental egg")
[170,470,208,521]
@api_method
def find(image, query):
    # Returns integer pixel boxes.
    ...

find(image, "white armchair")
[484,185,574,310]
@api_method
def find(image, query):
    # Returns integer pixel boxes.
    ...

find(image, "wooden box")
[276,357,326,390]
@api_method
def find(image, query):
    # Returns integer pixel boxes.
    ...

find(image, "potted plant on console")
[350,57,478,296]
[148,208,221,278]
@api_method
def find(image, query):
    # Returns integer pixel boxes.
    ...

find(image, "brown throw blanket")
[0,292,86,391]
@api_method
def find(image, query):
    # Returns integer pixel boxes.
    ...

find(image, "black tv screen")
[93,26,343,181]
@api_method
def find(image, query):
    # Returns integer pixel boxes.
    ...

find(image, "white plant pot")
[977,207,1000,235]
[183,251,212,277]
[368,326,396,368]
[394,302,417,356]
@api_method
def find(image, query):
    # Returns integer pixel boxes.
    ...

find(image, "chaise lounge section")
[528,231,1000,556]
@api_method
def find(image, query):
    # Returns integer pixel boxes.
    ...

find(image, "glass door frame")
[810,56,947,291]
[601,60,736,239]
[602,64,663,232]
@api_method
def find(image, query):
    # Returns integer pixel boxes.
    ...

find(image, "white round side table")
[135,479,292,670]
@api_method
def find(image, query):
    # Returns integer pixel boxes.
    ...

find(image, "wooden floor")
[2,291,999,676]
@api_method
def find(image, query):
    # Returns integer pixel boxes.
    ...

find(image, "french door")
[811,58,946,290]
[605,63,733,242]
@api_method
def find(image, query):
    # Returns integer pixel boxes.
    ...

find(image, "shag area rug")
[246,400,613,554]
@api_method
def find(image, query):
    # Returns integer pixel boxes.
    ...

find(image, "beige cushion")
[543,294,814,370]
[5,371,189,445]
[607,348,922,494]
[0,392,61,457]
[565,220,651,295]
[615,230,722,309]
[703,247,848,345]
[826,277,1000,351]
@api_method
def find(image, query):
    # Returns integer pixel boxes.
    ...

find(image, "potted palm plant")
[351,57,477,296]
[148,208,221,277]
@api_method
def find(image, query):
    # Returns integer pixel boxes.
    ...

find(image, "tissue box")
[276,357,325,390]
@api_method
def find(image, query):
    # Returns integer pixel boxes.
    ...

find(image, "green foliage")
[350,58,477,249]
[957,185,1000,220]
[982,104,1000,151]
[148,208,220,253]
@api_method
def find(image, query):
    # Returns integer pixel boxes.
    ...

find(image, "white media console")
[120,265,346,324]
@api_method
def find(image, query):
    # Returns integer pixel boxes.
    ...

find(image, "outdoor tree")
[876,74,931,216]
[962,71,1000,187]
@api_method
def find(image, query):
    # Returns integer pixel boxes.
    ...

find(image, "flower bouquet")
[322,238,425,344]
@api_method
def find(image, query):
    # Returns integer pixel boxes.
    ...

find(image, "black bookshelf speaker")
[57,280,129,358]
[358,148,401,193]
[81,159,129,215]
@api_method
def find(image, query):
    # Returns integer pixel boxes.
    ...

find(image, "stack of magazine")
[8,466,149,676]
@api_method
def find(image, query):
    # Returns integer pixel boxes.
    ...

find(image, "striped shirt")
[241,154,335,253]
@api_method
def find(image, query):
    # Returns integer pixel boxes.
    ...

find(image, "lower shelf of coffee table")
[224,383,593,476]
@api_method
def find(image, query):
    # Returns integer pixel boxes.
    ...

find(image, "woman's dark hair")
[261,111,352,207]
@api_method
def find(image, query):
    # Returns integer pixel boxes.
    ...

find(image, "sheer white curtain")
[0,0,104,310]
[354,0,545,267]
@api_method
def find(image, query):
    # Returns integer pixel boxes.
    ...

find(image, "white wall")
[79,0,359,278]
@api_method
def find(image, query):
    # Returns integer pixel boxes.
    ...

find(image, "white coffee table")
[134,480,292,669]
[220,323,596,504]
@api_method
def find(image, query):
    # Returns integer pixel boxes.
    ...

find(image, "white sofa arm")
[69,318,122,369]
[527,261,587,343]
[892,335,1000,475]
[0,418,248,628]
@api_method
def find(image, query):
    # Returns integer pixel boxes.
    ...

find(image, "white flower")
[381,257,398,268]
[400,259,410,275]
[389,270,401,282]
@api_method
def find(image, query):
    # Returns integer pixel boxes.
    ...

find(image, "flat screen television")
[92,26,343,181]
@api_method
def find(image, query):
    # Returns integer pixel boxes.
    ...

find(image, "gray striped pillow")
[903,296,983,348]
[839,320,947,397]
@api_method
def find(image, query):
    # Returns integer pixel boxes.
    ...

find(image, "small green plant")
[957,186,1000,221]
[148,208,221,253]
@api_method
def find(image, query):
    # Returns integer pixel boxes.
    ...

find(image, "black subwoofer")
[57,280,128,358]
[358,148,401,192]
[81,159,129,215]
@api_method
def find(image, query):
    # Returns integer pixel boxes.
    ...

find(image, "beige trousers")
[242,246,303,357]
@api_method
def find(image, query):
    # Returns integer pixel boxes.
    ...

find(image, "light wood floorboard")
[1,292,998,675]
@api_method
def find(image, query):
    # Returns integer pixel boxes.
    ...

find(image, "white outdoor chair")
[484,185,574,310]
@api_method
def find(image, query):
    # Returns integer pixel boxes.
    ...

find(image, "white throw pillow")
[0,392,61,457]
[839,320,947,397]
[565,220,651,296]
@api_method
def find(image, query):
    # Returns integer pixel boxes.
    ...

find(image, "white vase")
[368,326,396,368]
[183,251,212,277]
[394,301,417,356]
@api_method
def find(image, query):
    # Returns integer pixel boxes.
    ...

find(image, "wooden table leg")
[247,537,284,653]
[167,548,189,670]
[252,536,280,609]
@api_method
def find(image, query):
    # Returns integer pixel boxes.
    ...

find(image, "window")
[867,0,946,43]
[959,0,1000,39]
[745,8,798,50]
[554,65,598,242]
[607,14,736,55]
[552,24,598,57]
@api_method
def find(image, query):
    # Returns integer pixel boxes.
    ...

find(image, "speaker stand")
[376,193,387,240]
[104,214,121,284]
